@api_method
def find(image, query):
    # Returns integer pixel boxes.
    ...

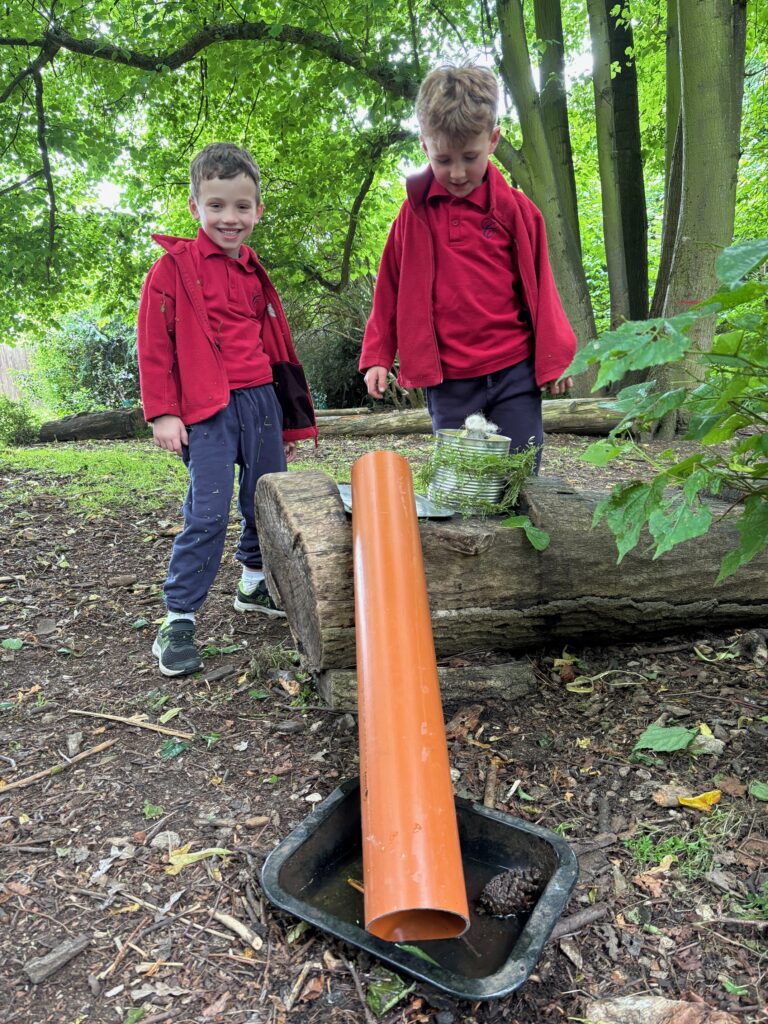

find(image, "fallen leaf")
[165,845,233,875]
[584,994,740,1024]
[678,790,721,813]
[718,776,746,798]
[201,991,231,1018]
[298,974,324,1003]
[653,784,694,807]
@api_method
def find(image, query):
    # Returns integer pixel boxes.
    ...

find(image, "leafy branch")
[568,239,768,582]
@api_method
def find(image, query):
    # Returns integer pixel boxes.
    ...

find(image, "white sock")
[165,610,195,625]
[240,568,265,594]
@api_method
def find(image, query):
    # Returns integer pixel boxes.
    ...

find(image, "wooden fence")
[0,344,31,400]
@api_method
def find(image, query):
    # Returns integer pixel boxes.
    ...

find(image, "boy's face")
[420,127,501,199]
[188,173,263,257]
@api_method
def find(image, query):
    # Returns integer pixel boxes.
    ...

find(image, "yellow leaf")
[18,813,30,825]
[209,775,223,786]
[698,722,713,737]
[576,737,591,749]
[165,845,233,876]
[113,902,141,914]
[678,789,721,813]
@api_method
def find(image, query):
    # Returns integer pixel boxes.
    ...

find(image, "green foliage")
[415,437,538,519]
[0,397,40,445]
[22,312,140,414]
[291,278,374,409]
[632,723,696,754]
[623,827,715,880]
[569,239,768,582]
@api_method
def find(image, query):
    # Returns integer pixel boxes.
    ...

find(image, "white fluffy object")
[463,413,500,440]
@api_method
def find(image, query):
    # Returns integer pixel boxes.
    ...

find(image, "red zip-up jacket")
[137,233,317,443]
[359,163,576,389]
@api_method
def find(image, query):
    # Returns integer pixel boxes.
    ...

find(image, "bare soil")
[0,433,766,1024]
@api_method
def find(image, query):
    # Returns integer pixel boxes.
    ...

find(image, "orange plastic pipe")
[351,450,469,942]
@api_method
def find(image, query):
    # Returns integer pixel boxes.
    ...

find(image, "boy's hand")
[284,441,297,463]
[543,376,573,397]
[364,366,388,400]
[152,415,188,456]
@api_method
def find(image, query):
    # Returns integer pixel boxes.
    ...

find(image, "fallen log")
[38,408,150,442]
[256,471,768,677]
[316,398,621,438]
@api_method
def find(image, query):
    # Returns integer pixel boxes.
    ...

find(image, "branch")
[0,168,44,196]
[32,68,56,281]
[35,21,418,99]
[0,37,59,104]
[304,128,413,292]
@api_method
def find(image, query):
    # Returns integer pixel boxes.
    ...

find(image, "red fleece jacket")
[359,163,577,389]
[137,234,317,443]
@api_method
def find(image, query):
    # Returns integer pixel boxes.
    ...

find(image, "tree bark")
[533,0,581,255]
[255,472,768,675]
[38,408,150,442]
[315,398,622,438]
[317,662,536,709]
[588,0,631,328]
[653,0,747,437]
[495,0,597,393]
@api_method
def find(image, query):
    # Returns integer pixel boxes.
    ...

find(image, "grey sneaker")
[152,619,202,677]
[233,580,286,617]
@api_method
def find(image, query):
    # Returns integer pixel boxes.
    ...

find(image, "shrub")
[291,277,374,410]
[568,238,768,582]
[0,396,40,445]
[22,312,140,414]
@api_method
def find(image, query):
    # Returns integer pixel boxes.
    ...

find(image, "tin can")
[427,429,511,512]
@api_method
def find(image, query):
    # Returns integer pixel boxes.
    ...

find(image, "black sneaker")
[152,619,202,677]
[233,580,286,617]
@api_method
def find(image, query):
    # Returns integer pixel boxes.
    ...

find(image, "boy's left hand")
[543,376,573,396]
[284,441,297,463]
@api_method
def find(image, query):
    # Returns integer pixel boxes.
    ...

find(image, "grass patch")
[0,440,188,516]
[623,809,742,881]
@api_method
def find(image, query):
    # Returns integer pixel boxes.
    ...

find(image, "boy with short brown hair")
[360,66,575,461]
[138,142,316,677]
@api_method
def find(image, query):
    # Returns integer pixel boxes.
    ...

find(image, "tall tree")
[653,0,747,436]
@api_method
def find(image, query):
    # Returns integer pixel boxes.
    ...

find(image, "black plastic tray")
[261,778,578,1000]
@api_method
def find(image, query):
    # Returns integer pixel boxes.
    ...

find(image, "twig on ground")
[0,739,119,794]
[98,915,151,979]
[284,961,323,1012]
[340,953,377,1024]
[692,917,768,931]
[549,903,609,941]
[483,757,501,808]
[68,709,194,739]
[210,911,264,951]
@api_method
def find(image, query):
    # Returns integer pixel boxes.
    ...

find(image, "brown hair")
[416,65,498,142]
[189,143,261,204]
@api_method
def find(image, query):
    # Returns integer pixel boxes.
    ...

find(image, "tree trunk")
[607,0,647,323]
[38,408,150,442]
[495,0,597,394]
[255,472,768,675]
[533,0,581,256]
[315,398,622,438]
[653,0,747,437]
[588,0,631,328]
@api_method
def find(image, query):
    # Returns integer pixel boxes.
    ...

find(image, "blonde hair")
[416,65,498,142]
[190,143,261,204]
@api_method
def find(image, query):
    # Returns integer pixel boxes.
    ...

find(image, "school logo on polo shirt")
[481,218,496,239]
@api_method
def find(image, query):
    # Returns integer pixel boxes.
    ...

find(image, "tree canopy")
[1,0,766,394]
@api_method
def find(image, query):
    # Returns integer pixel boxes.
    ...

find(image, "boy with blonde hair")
[360,66,575,461]
[138,143,316,676]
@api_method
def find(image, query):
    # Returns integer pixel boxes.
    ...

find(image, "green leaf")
[142,800,165,820]
[157,707,180,724]
[249,689,270,700]
[716,494,768,583]
[125,1009,146,1024]
[632,723,696,753]
[580,439,625,466]
[501,514,550,550]
[395,943,440,966]
[648,498,712,558]
[1,638,23,651]
[366,966,416,1017]
[159,739,191,760]
[131,617,149,629]
[715,238,768,288]
[748,780,768,801]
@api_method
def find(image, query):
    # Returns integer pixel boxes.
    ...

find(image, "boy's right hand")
[152,415,188,456]
[364,366,388,400]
